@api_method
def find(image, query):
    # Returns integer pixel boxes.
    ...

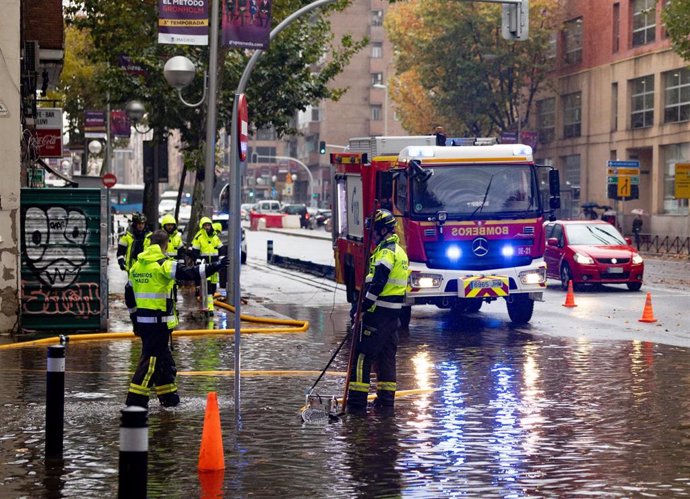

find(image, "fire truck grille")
[423,241,533,270]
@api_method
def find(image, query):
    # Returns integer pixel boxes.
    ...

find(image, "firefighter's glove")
[362,298,375,313]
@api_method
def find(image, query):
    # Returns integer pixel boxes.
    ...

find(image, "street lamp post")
[125,100,158,225]
[163,55,212,215]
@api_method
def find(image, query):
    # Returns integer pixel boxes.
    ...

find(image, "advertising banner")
[222,0,272,50]
[35,108,63,158]
[675,163,690,199]
[110,110,131,138]
[158,0,209,46]
[84,110,107,139]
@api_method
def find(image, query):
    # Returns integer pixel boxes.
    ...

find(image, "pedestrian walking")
[347,209,409,412]
[117,212,150,272]
[124,230,225,408]
[632,213,643,250]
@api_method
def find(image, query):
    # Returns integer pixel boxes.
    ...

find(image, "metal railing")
[634,234,690,255]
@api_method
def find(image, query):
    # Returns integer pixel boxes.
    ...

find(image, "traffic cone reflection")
[198,392,225,471]
[638,292,658,323]
[563,280,577,308]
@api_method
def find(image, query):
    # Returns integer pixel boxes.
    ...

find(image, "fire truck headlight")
[519,268,546,285]
[410,272,443,288]
[501,245,515,257]
[446,245,462,260]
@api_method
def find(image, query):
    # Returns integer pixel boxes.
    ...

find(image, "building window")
[311,106,320,122]
[611,82,618,131]
[563,18,583,65]
[371,105,383,121]
[537,98,555,143]
[254,146,276,162]
[256,127,276,141]
[661,143,690,214]
[371,73,383,86]
[563,154,581,201]
[664,68,690,123]
[371,10,383,27]
[632,0,656,47]
[613,3,620,52]
[563,92,581,138]
[631,75,654,129]
[371,42,383,59]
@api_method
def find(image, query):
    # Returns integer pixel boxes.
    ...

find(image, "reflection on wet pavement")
[2,303,690,497]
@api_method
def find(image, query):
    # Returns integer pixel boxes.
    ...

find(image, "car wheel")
[506,294,534,324]
[560,263,573,291]
[627,282,642,291]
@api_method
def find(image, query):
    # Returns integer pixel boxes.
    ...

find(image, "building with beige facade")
[532,0,690,237]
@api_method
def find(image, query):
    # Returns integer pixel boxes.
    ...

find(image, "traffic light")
[502,0,529,41]
[319,141,326,155]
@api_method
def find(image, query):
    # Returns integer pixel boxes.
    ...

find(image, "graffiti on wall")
[21,204,101,322]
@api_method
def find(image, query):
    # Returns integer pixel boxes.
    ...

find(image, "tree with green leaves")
[385,0,558,137]
[62,0,364,237]
[663,1,690,62]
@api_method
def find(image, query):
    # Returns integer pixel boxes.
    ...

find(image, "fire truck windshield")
[411,164,539,219]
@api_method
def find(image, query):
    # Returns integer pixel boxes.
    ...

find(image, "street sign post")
[607,160,640,200]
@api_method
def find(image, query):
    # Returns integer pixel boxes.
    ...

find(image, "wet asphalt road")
[0,229,689,496]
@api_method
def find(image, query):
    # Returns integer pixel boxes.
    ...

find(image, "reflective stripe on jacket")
[364,234,409,310]
[129,244,179,329]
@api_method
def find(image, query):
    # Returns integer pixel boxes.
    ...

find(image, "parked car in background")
[213,214,247,264]
[544,220,644,291]
[253,200,282,214]
[240,203,254,221]
[281,203,312,229]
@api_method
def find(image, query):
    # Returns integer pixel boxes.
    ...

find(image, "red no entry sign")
[102,172,117,188]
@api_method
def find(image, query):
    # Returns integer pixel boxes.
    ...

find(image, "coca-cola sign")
[35,108,63,158]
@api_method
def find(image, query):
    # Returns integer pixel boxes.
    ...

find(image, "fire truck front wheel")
[506,294,534,324]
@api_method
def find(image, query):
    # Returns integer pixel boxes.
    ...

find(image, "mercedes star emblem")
[472,237,489,257]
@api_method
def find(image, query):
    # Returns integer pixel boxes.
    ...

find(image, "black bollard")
[45,344,65,459]
[119,406,148,499]
[267,239,273,263]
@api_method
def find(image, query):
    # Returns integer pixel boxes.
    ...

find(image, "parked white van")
[253,200,281,213]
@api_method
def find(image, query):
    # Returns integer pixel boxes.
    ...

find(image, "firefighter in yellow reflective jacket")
[145,214,184,259]
[347,209,409,412]
[124,230,225,408]
[117,212,150,272]
[191,216,223,318]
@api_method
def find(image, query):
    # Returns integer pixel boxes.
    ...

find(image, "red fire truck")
[331,136,561,325]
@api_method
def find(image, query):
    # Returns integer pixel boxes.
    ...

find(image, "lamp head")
[164,56,197,90]
[125,100,146,123]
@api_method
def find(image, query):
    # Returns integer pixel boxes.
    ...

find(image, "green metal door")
[20,188,108,333]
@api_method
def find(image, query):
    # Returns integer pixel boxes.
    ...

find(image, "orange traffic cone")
[639,292,658,323]
[562,280,577,308]
[198,392,225,471]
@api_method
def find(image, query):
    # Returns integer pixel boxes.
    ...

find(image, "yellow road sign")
[675,163,690,199]
[618,176,632,198]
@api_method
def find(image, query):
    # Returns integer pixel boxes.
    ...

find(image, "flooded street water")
[2,298,690,497]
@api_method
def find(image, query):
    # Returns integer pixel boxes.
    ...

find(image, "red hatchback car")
[544,220,644,291]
